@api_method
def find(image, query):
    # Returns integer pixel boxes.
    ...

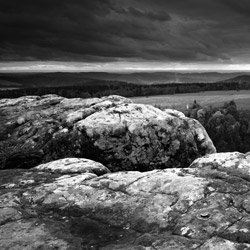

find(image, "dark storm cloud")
[121,7,171,22]
[218,0,250,16]
[0,0,250,63]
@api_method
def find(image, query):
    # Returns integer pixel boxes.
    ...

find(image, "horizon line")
[1,61,250,73]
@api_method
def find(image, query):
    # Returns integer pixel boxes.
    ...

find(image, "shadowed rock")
[1,154,250,249]
[0,94,215,171]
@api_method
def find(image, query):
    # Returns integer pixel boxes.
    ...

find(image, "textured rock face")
[0,94,215,171]
[1,153,250,249]
[35,157,110,175]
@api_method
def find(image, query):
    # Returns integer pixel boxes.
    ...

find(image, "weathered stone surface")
[164,109,186,119]
[1,154,250,249]
[0,94,215,171]
[34,157,110,175]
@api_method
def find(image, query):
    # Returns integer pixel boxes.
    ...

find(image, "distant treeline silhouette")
[0,80,249,99]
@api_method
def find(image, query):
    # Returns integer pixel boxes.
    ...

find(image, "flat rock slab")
[1,153,250,249]
[0,94,215,171]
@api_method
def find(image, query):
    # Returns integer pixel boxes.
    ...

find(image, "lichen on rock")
[0,94,215,171]
[0,94,223,249]
[1,153,250,249]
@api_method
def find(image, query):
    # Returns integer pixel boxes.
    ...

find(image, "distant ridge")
[0,73,132,89]
[218,74,250,83]
[0,71,246,88]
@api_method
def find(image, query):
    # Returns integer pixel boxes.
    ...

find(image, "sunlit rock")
[1,154,250,249]
[0,94,215,171]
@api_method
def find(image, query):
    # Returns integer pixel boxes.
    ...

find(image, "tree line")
[1,80,250,99]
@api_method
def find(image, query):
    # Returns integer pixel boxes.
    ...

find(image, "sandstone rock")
[0,94,215,171]
[1,154,250,249]
[190,152,250,179]
[164,109,186,119]
[199,237,250,250]
[34,157,110,175]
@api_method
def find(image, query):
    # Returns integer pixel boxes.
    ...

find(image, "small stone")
[123,223,130,230]
[208,186,215,192]
[181,227,190,235]
[17,116,25,125]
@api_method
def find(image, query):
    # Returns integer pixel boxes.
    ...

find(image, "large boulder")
[1,153,250,249]
[0,94,215,171]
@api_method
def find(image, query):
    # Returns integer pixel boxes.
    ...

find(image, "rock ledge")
[1,153,250,249]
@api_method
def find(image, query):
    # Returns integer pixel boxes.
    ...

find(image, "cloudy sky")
[1,0,250,72]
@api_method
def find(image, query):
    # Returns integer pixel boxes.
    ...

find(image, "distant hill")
[0,79,22,88]
[76,72,243,84]
[0,71,248,89]
[0,72,131,89]
[218,74,250,83]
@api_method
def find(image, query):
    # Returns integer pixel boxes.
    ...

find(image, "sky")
[1,0,250,72]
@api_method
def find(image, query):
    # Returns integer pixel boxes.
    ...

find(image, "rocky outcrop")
[0,94,215,171]
[1,153,250,249]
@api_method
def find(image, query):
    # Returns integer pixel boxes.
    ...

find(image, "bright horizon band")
[1,61,250,73]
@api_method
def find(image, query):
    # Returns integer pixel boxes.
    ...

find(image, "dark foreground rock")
[0,94,215,171]
[1,153,250,249]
